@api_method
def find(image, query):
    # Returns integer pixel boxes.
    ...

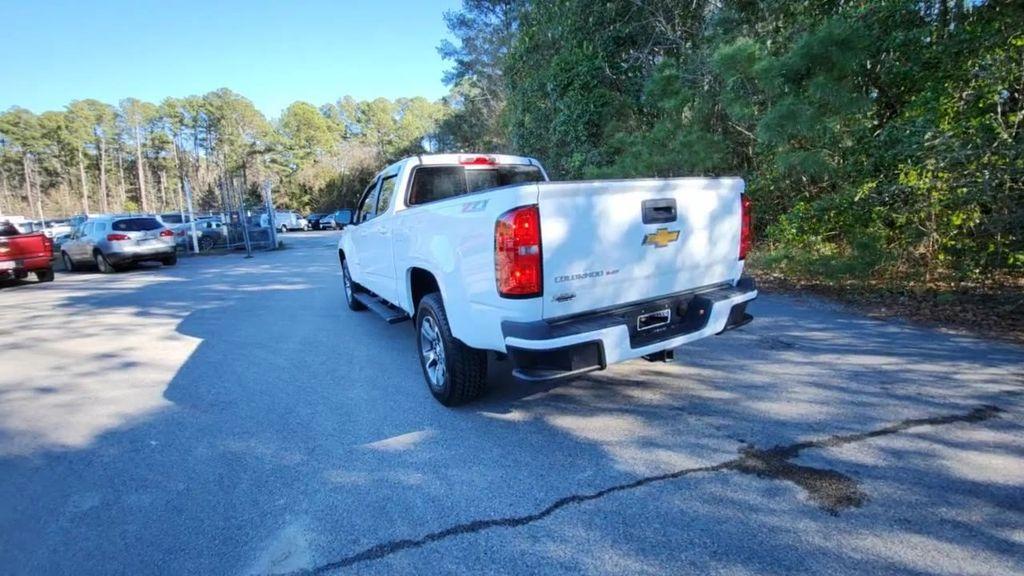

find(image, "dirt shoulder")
[752,268,1024,346]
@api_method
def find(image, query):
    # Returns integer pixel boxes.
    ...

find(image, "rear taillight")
[495,205,542,298]
[107,233,130,241]
[0,241,9,254]
[739,194,752,260]
[160,229,174,237]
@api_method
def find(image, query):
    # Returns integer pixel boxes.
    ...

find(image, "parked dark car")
[305,213,327,230]
[174,217,226,251]
[321,209,353,230]
[160,212,191,226]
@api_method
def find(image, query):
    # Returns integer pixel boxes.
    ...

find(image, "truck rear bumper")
[502,278,757,382]
[0,254,53,278]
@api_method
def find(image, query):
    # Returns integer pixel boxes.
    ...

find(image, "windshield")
[408,165,545,205]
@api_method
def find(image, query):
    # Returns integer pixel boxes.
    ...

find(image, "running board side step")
[354,292,410,324]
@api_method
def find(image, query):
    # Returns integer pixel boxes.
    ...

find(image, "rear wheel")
[161,253,178,266]
[416,293,487,406]
[35,268,54,282]
[94,251,116,274]
[61,252,77,272]
[198,236,215,251]
[342,259,366,311]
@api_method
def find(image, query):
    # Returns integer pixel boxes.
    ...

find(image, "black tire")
[198,236,215,251]
[95,251,117,274]
[162,253,178,266]
[416,293,487,406]
[342,259,367,311]
[280,225,288,234]
[61,252,77,272]
[35,268,54,282]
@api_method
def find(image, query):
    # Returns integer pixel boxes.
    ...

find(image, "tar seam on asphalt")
[288,404,1002,575]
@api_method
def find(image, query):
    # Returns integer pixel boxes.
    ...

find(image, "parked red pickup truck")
[0,222,54,283]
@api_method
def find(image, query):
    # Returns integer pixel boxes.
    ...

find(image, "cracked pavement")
[1,233,1022,575]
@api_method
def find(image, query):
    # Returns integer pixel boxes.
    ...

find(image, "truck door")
[346,178,380,291]
[70,222,94,260]
[359,174,399,304]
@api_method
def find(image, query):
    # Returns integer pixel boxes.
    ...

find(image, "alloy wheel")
[419,315,447,392]
[343,262,354,302]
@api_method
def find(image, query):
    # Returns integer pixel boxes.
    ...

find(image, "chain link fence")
[169,176,280,256]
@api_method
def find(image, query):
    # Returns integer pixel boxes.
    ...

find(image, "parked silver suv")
[60,215,177,273]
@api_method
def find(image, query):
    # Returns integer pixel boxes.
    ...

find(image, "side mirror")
[338,212,353,225]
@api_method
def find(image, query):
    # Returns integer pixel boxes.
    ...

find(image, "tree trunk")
[60,179,72,217]
[98,135,110,213]
[78,146,90,213]
[117,151,127,210]
[158,170,167,212]
[22,154,32,213]
[938,0,949,36]
[0,166,8,216]
[172,138,187,198]
[134,124,148,212]
[23,156,44,222]
[192,131,202,193]
[950,0,963,30]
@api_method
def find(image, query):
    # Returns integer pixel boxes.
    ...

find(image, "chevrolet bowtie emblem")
[642,228,681,248]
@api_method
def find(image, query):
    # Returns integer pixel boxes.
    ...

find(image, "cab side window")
[376,176,397,215]
[356,178,379,224]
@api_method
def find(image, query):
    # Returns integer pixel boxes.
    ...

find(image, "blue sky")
[0,0,462,118]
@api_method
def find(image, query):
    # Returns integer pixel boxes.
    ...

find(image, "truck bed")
[0,231,54,279]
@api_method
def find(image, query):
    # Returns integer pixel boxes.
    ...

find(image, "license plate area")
[637,309,671,331]
[626,294,713,348]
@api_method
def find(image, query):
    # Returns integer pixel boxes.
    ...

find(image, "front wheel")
[61,252,77,272]
[416,293,487,406]
[279,225,288,234]
[342,259,366,311]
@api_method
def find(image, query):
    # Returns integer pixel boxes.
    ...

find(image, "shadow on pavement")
[1,236,1022,575]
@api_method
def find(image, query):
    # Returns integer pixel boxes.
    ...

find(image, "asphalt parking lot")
[1,232,1022,575]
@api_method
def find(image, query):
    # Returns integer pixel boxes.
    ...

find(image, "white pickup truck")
[338,154,756,405]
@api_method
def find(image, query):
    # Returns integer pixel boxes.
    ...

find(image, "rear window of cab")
[408,165,545,206]
[112,218,163,232]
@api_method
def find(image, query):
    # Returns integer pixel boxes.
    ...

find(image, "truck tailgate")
[0,233,52,265]
[538,178,744,319]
